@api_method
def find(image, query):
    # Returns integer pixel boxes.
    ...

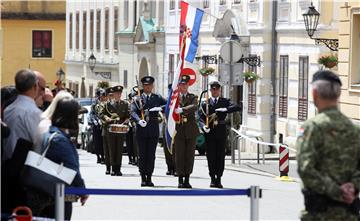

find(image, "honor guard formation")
[88,74,241,189]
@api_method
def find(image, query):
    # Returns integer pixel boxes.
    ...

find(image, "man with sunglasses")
[199,80,240,188]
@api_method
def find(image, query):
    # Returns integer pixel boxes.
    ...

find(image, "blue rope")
[65,187,250,196]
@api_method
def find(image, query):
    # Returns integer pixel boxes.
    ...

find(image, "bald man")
[33,70,48,109]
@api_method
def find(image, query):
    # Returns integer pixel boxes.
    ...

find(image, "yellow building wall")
[338,2,360,121]
[1,19,65,87]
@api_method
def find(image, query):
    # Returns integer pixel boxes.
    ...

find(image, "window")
[105,8,109,50]
[220,0,227,5]
[248,65,257,115]
[170,0,175,10]
[169,54,174,85]
[279,55,289,118]
[114,7,118,50]
[96,9,101,50]
[76,12,79,49]
[69,13,73,49]
[350,13,360,85]
[124,1,129,29]
[298,56,309,121]
[90,10,94,49]
[82,11,86,50]
[74,82,79,98]
[203,0,209,8]
[202,58,209,91]
[233,0,241,4]
[124,70,128,88]
[32,30,52,58]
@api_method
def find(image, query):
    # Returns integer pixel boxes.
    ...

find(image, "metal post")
[257,143,260,164]
[250,185,260,221]
[55,183,65,221]
[229,41,234,165]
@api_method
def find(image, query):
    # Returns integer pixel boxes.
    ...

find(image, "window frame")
[169,54,175,85]
[96,9,101,51]
[105,8,109,50]
[114,7,119,50]
[90,10,94,50]
[298,56,309,121]
[247,64,257,115]
[76,12,79,50]
[203,0,210,8]
[82,11,86,50]
[69,13,73,49]
[170,0,175,10]
[32,30,53,58]
[279,55,289,118]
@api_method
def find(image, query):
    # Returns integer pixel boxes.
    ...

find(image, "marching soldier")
[130,76,167,187]
[296,70,360,221]
[99,87,112,175]
[174,75,199,189]
[89,88,106,164]
[199,81,240,188]
[126,91,138,166]
[103,85,130,176]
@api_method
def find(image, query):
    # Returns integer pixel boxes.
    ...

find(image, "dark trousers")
[107,133,125,167]
[205,136,226,177]
[126,127,136,161]
[174,137,196,176]
[103,130,110,167]
[93,125,104,159]
[42,202,72,220]
[137,136,158,175]
[163,143,175,172]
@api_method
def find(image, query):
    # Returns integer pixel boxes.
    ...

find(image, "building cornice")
[1,12,65,20]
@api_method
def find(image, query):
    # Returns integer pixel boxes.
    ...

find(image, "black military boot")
[210,176,217,188]
[184,176,192,189]
[146,175,154,187]
[105,165,111,175]
[166,166,172,175]
[116,165,122,176]
[111,166,116,176]
[141,174,147,187]
[97,155,101,164]
[216,176,223,189]
[178,176,184,188]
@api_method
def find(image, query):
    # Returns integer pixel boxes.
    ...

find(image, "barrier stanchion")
[55,183,65,221]
[249,185,261,221]
[278,145,293,182]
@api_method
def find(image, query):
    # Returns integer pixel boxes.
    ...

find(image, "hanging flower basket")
[318,54,338,69]
[243,71,259,84]
[199,67,215,77]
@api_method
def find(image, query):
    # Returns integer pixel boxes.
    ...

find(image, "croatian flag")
[165,1,203,152]
[180,1,204,63]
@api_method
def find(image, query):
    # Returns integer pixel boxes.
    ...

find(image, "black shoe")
[105,165,111,175]
[146,175,154,187]
[116,171,123,176]
[97,158,101,164]
[166,171,172,175]
[173,171,178,177]
[210,176,217,188]
[111,171,116,176]
[178,177,184,188]
[141,174,147,187]
[184,176,192,189]
[216,177,223,188]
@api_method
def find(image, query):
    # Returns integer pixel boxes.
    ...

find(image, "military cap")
[312,70,342,86]
[141,76,155,85]
[105,87,113,94]
[95,88,106,97]
[209,80,222,89]
[112,85,123,93]
[179,75,190,84]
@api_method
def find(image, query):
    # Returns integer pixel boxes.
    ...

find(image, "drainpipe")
[270,0,278,144]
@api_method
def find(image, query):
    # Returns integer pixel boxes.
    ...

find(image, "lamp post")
[302,2,338,51]
[88,52,96,72]
[56,68,65,82]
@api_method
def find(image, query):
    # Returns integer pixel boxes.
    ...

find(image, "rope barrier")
[231,128,297,152]
[65,187,250,196]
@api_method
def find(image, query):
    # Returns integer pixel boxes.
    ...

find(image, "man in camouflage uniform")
[296,70,360,221]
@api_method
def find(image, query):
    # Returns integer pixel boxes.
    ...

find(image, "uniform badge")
[297,127,305,138]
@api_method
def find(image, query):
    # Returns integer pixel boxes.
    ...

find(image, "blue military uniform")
[130,76,167,186]
[199,81,241,188]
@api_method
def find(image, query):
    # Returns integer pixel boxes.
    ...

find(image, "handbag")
[21,132,77,197]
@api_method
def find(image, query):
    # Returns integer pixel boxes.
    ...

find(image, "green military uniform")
[296,71,360,221]
[174,75,200,188]
[103,85,130,176]
[99,87,112,175]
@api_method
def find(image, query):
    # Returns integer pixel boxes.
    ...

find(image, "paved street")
[72,147,303,220]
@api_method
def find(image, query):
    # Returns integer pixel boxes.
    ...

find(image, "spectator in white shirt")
[3,69,43,160]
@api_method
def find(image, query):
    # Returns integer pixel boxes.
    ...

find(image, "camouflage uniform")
[296,107,360,221]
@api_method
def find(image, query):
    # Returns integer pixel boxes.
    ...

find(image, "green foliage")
[243,71,259,82]
[97,81,110,89]
[318,54,338,68]
[199,67,215,76]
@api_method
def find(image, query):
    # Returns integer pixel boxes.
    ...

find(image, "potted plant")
[318,54,338,69]
[243,71,259,84]
[199,67,215,77]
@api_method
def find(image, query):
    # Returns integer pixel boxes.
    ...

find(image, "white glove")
[138,120,147,127]
[202,126,210,133]
[175,108,183,114]
[215,108,227,112]
[149,107,162,112]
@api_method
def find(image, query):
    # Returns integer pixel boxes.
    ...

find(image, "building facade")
[1,1,66,87]
[65,0,165,98]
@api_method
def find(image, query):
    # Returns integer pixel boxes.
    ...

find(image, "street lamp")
[56,68,65,81]
[88,52,96,72]
[302,2,338,51]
